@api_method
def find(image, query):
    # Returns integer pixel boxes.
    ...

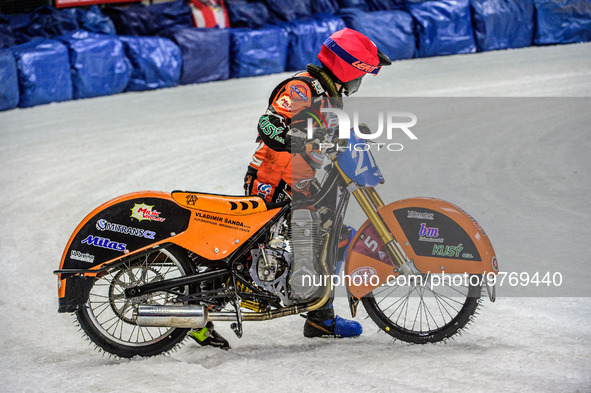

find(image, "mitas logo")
[130,203,165,222]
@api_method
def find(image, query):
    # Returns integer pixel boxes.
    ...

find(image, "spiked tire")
[361,273,483,344]
[76,246,195,358]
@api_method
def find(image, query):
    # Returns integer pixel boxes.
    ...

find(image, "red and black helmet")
[318,28,391,95]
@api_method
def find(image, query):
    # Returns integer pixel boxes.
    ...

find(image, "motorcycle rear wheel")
[362,273,482,344]
[76,246,195,358]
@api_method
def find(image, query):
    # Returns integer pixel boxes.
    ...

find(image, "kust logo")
[81,235,126,252]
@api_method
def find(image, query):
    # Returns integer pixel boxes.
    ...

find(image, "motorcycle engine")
[288,209,325,301]
[249,209,326,305]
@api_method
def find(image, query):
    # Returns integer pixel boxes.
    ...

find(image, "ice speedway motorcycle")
[55,132,498,358]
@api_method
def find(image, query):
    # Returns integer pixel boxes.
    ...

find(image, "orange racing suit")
[244,69,338,202]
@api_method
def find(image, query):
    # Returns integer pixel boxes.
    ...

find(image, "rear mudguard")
[57,191,281,312]
[345,197,498,299]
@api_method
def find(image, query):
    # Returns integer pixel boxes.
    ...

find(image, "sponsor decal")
[407,210,434,220]
[352,60,379,73]
[418,223,439,238]
[96,219,155,240]
[194,212,251,232]
[418,222,444,243]
[276,96,292,111]
[290,84,309,102]
[294,177,315,191]
[456,205,486,236]
[186,194,198,206]
[257,182,272,198]
[70,250,94,263]
[350,266,378,285]
[258,117,285,144]
[311,80,324,95]
[81,235,126,252]
[432,243,463,258]
[130,203,165,222]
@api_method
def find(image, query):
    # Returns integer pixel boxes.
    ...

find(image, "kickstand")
[230,299,243,338]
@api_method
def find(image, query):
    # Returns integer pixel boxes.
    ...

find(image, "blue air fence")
[1,0,590,111]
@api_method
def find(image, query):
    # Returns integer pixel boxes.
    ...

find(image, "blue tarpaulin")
[225,1,270,28]
[534,0,591,44]
[340,9,415,60]
[231,26,289,78]
[59,30,130,99]
[470,0,534,51]
[103,4,152,36]
[264,0,312,21]
[311,0,340,14]
[0,49,19,110]
[283,15,346,70]
[337,0,370,11]
[165,27,231,84]
[1,14,15,48]
[148,0,193,35]
[120,35,181,91]
[406,0,476,57]
[11,39,72,108]
[62,5,116,36]
[367,0,399,10]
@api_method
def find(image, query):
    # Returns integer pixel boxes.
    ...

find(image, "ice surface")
[1,42,590,392]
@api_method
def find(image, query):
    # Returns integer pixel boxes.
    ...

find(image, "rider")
[191,28,391,349]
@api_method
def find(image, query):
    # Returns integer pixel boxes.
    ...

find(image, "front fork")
[334,161,417,276]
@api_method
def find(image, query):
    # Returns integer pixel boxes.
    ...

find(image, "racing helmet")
[317,28,391,96]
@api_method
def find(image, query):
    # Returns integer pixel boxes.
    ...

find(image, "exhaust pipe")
[136,305,208,328]
[135,305,239,328]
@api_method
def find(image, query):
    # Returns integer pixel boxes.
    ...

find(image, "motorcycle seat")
[171,191,268,216]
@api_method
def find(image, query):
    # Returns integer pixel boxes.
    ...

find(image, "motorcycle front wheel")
[76,246,195,358]
[362,273,482,344]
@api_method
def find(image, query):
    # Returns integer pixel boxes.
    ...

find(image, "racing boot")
[304,305,362,338]
[189,322,230,350]
[304,315,363,338]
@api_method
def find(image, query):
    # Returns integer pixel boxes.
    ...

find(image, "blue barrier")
[230,26,289,78]
[311,0,340,14]
[406,0,476,57]
[534,0,591,44]
[59,31,130,99]
[165,27,231,84]
[0,49,19,110]
[62,5,116,36]
[264,0,312,21]
[225,0,270,28]
[11,39,72,108]
[283,15,346,70]
[340,9,415,60]
[120,36,181,92]
[337,0,370,11]
[470,0,534,51]
[1,14,15,48]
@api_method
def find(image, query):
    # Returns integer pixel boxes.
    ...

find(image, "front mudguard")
[345,197,498,299]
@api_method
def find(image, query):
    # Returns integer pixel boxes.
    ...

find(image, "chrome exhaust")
[136,305,208,328]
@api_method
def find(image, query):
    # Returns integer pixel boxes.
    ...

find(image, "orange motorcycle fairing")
[56,190,282,312]
[171,191,269,215]
[345,197,498,299]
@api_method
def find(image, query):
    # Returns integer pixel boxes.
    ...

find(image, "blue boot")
[304,315,362,338]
